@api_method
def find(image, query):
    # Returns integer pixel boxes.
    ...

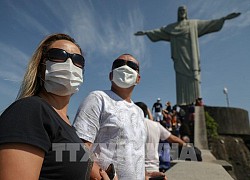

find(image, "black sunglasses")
[112,59,139,71]
[44,48,85,69]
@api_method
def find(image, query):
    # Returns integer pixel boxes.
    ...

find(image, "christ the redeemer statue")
[135,5,240,105]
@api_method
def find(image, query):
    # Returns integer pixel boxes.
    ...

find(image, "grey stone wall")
[204,106,250,135]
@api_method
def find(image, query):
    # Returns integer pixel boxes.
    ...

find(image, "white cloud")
[7,1,50,35]
[62,2,149,69]
[0,43,28,82]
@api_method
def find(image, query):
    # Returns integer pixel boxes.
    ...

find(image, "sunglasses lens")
[72,54,85,68]
[127,61,139,71]
[46,48,67,62]
[112,60,126,69]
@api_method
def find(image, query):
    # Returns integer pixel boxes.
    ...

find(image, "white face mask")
[44,58,83,96]
[112,65,138,88]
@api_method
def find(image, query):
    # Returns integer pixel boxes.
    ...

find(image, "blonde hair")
[16,33,82,100]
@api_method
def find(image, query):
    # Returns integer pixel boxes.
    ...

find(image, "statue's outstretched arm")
[223,12,241,20]
[134,31,146,36]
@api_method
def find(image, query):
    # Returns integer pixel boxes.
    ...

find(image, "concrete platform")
[167,150,233,179]
[201,149,233,171]
[166,161,234,180]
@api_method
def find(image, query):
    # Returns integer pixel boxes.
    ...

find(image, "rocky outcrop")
[209,136,250,180]
[204,106,250,180]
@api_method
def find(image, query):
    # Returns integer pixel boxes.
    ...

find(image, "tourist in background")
[152,98,163,121]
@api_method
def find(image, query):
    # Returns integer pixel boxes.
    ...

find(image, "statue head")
[178,5,187,21]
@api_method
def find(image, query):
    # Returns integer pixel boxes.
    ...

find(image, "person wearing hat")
[152,98,163,121]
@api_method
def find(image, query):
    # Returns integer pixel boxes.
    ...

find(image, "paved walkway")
[166,161,233,180]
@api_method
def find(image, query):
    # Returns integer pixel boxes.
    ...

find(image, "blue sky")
[0,0,250,122]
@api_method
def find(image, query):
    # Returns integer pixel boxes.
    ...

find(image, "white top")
[144,119,171,171]
[73,90,146,180]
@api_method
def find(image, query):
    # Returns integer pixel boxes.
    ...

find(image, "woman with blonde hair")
[0,33,94,179]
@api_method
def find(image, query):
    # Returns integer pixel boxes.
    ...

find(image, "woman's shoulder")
[17,96,50,108]
[1,96,51,117]
[12,96,44,106]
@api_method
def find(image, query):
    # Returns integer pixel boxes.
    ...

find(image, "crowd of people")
[151,97,204,138]
[0,33,204,180]
[150,98,203,171]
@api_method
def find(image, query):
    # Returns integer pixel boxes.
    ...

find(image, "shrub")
[205,111,218,139]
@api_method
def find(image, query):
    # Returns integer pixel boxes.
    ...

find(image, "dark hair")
[135,102,148,118]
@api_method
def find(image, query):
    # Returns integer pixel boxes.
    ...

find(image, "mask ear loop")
[38,62,46,87]
[38,74,45,87]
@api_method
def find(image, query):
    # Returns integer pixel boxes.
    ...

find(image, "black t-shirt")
[152,102,163,112]
[0,96,93,180]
